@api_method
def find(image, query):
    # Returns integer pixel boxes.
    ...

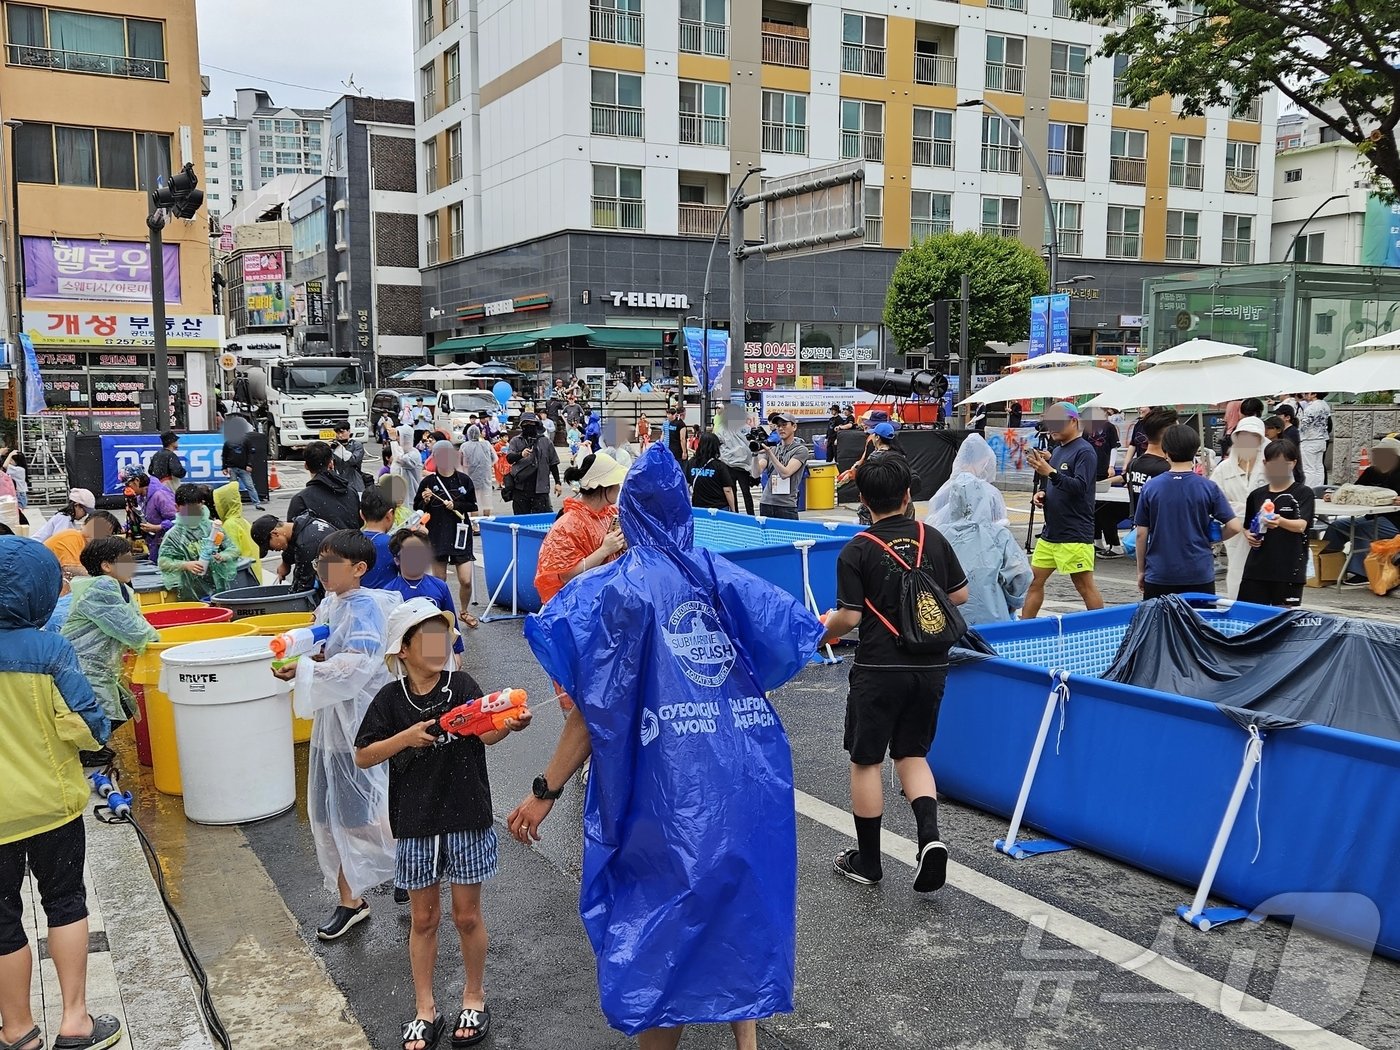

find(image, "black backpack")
[857,524,966,654]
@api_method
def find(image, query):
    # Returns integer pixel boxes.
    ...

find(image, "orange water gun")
[439,688,530,738]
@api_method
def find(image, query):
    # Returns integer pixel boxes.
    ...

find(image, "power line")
[199,62,344,96]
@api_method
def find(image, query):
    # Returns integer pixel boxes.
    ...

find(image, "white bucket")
[160,636,296,825]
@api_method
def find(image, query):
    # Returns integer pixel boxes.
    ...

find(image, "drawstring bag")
[856,523,966,653]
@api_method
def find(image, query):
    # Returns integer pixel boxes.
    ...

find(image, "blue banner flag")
[683,327,729,391]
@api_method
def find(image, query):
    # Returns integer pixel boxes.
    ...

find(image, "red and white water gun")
[439,688,530,738]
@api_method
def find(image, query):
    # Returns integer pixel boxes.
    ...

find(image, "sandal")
[53,1014,121,1050]
[402,1012,444,1050]
[0,1025,43,1050]
[451,1005,491,1047]
[460,614,479,630]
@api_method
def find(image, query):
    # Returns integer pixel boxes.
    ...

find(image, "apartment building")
[415,0,1276,385]
[1,0,220,430]
[203,88,331,220]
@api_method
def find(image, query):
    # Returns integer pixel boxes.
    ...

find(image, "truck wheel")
[268,427,282,460]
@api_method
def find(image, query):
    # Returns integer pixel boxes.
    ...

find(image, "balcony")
[761,121,807,155]
[450,231,465,259]
[1113,81,1145,108]
[840,130,885,163]
[1050,71,1086,101]
[426,238,440,265]
[678,202,727,237]
[1110,156,1147,184]
[590,6,644,45]
[1048,149,1085,179]
[842,43,886,77]
[864,217,883,246]
[911,218,952,241]
[592,103,644,139]
[1166,235,1200,261]
[914,54,955,87]
[981,144,1021,174]
[425,164,440,193]
[1169,161,1203,189]
[1107,233,1140,258]
[679,19,727,56]
[1058,230,1083,256]
[593,195,646,230]
[1222,238,1253,264]
[1226,169,1259,193]
[988,0,1026,8]
[679,113,729,148]
[5,44,167,80]
[1053,0,1073,15]
[982,222,1019,238]
[1233,97,1262,122]
[449,153,463,183]
[761,23,809,68]
[913,137,954,168]
[985,62,1024,94]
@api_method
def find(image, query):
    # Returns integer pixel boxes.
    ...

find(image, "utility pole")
[958,272,970,414]
[146,136,171,432]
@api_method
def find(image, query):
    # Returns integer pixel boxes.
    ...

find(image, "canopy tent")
[1083,346,1316,410]
[961,359,1130,406]
[1309,329,1400,393]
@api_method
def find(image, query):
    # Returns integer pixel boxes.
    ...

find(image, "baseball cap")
[873,422,896,439]
[68,487,96,510]
[769,412,797,425]
[383,597,457,676]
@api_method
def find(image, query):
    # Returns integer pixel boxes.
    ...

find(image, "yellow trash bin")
[240,613,316,743]
[133,622,257,796]
[806,463,838,511]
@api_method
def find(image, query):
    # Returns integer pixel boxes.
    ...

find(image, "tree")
[883,233,1048,360]
[1071,0,1400,198]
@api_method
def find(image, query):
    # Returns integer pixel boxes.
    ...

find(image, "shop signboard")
[243,252,289,327]
[31,312,220,348]
[23,236,181,303]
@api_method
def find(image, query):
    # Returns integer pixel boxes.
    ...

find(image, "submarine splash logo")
[664,600,736,689]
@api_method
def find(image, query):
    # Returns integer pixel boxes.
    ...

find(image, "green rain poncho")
[61,575,159,721]
[158,505,240,601]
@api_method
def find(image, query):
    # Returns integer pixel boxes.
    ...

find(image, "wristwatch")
[532,775,564,801]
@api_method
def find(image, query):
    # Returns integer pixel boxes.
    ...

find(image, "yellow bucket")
[239,612,316,743]
[136,589,178,608]
[805,463,838,510]
[136,622,258,796]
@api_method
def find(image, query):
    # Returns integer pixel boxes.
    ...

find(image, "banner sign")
[306,279,326,326]
[682,327,729,392]
[23,237,181,303]
[241,252,285,281]
[759,388,864,422]
[19,334,45,414]
[34,312,221,348]
[99,432,226,495]
[1050,292,1071,356]
[1029,295,1049,358]
[1362,195,1400,267]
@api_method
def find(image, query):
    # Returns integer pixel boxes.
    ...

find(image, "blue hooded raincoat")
[525,445,823,1035]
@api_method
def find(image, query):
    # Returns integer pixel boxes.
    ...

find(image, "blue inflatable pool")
[478,510,863,615]
[933,599,1400,959]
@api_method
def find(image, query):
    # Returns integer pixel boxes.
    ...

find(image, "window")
[679,0,726,57]
[292,210,326,261]
[911,190,951,240]
[418,0,435,43]
[425,212,440,265]
[988,0,1026,10]
[912,108,953,168]
[592,164,645,230]
[1166,210,1200,261]
[1109,128,1147,184]
[1294,231,1324,263]
[445,0,460,27]
[981,197,1019,238]
[331,133,342,170]
[447,125,463,182]
[841,12,885,77]
[1221,214,1253,264]
[863,187,883,245]
[985,35,1026,94]
[840,99,884,162]
[1047,122,1085,179]
[913,37,954,86]
[590,0,643,45]
[1283,168,1302,183]
[1054,201,1083,256]
[981,114,1021,174]
[1225,141,1258,193]
[5,5,168,80]
[274,119,297,133]
[423,140,438,190]
[98,129,136,188]
[1049,43,1087,100]
[1112,54,1145,107]
[679,80,728,147]
[1107,205,1142,258]
[761,90,807,155]
[1169,135,1204,189]
[444,46,461,105]
[448,203,465,258]
[17,122,167,189]
[420,63,436,116]
[335,208,347,248]
[1176,0,1206,26]
[592,70,644,139]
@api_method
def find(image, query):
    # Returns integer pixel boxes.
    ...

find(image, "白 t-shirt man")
[1134,470,1237,585]
[760,439,811,510]
[836,518,967,670]
[687,457,735,510]
[1300,400,1332,444]
[1243,483,1315,584]
[1041,436,1098,544]
[355,670,492,838]
[1125,452,1170,517]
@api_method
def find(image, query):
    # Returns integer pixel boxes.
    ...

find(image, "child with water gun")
[354,598,531,1050]
[157,484,240,601]
[1239,439,1314,608]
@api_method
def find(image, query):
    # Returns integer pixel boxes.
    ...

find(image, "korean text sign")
[24,237,181,303]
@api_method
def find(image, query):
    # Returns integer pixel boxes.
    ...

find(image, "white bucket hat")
[384,597,457,675]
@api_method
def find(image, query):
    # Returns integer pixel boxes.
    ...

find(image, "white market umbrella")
[1083,354,1317,410]
[1143,338,1258,366]
[399,363,443,380]
[961,360,1130,406]
[1311,346,1400,393]
[1346,328,1400,349]
[1010,351,1089,369]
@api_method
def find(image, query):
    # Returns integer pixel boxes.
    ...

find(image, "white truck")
[229,343,370,458]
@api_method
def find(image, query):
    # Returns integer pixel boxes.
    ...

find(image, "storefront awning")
[584,327,668,351]
[431,323,643,358]
[429,335,495,357]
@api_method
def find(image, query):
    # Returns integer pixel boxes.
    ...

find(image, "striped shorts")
[395,827,499,890]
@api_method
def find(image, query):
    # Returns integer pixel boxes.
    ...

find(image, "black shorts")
[1236,578,1304,608]
[432,524,475,565]
[1142,580,1215,600]
[0,815,88,955]
[843,666,947,766]
[758,504,799,521]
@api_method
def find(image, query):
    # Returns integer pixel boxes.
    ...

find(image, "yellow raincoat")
[214,481,262,582]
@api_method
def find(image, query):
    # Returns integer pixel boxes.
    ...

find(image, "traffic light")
[924,300,950,357]
[152,162,204,219]
[662,330,680,378]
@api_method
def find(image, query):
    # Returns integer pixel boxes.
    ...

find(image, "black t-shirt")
[688,457,735,509]
[1281,424,1301,447]
[1243,483,1315,584]
[414,471,477,557]
[1084,425,1120,481]
[1125,452,1170,517]
[355,670,493,838]
[836,518,967,670]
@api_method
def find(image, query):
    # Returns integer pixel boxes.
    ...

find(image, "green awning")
[430,323,601,357]
[429,335,495,357]
[585,327,670,350]
[530,323,595,340]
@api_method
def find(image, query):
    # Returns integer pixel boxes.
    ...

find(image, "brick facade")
[376,284,422,337]
[369,134,415,193]
[374,212,419,268]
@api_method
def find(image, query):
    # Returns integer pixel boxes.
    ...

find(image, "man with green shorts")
[1022,402,1104,617]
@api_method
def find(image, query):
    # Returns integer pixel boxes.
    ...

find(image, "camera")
[746,426,772,454]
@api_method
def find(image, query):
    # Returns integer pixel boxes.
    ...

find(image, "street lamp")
[958,99,1058,289]
[3,119,24,414]
[1280,193,1346,263]
[700,165,764,430]
[1056,274,1095,286]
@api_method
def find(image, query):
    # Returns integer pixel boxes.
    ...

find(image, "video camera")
[747,426,780,454]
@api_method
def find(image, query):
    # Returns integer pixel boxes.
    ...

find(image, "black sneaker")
[913,840,949,893]
[79,747,115,768]
[316,901,370,940]
[1101,546,1126,559]
[1341,574,1370,588]
[833,848,881,886]
[393,886,410,905]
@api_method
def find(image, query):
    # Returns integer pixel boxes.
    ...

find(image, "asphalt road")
[240,612,1400,1050]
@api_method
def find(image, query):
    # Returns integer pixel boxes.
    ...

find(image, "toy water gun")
[403,509,430,531]
[439,688,529,738]
[1248,499,1277,539]
[269,624,331,670]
